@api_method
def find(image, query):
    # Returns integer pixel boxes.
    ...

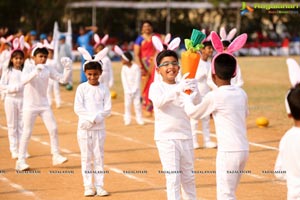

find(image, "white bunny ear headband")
[152,35,181,52]
[31,42,49,57]
[77,46,108,70]
[211,31,247,77]
[219,27,237,42]
[93,33,109,49]
[0,35,14,45]
[43,39,54,50]
[285,58,300,114]
[114,45,130,61]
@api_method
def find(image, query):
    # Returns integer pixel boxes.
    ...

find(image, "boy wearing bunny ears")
[149,49,198,200]
[74,47,111,197]
[16,45,71,171]
[184,32,249,199]
[274,59,300,199]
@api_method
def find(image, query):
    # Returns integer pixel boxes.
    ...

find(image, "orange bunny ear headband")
[210,31,247,77]
[77,46,108,70]
[285,58,300,114]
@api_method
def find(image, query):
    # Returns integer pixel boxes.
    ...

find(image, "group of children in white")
[0,25,299,199]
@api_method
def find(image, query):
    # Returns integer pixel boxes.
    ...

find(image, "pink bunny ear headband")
[285,58,300,114]
[93,33,109,49]
[114,45,130,61]
[0,35,14,46]
[11,35,30,55]
[210,31,247,77]
[201,29,211,43]
[77,46,108,70]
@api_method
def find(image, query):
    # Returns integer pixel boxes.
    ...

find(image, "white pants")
[216,151,249,200]
[18,109,60,160]
[190,116,211,144]
[124,92,143,123]
[156,139,197,200]
[77,129,106,189]
[47,79,61,107]
[4,97,23,155]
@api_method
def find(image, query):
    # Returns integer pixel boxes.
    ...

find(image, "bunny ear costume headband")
[285,58,300,114]
[77,46,109,70]
[210,31,247,77]
[219,27,237,42]
[0,35,14,46]
[114,45,130,61]
[31,42,49,57]
[11,35,30,54]
[43,39,54,50]
[94,34,109,49]
[152,35,181,53]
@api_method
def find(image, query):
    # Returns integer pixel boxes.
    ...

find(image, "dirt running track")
[0,57,291,199]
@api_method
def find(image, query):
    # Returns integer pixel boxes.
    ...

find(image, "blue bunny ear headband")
[77,46,108,70]
[285,58,300,114]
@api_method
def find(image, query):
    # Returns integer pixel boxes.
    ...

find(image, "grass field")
[0,56,298,200]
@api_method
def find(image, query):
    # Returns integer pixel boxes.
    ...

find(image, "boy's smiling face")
[157,56,179,84]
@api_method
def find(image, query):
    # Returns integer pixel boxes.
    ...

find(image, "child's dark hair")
[123,51,133,62]
[84,61,103,72]
[287,83,300,120]
[222,40,231,48]
[33,47,48,56]
[214,54,236,80]
[202,41,212,47]
[156,50,178,66]
[8,50,25,71]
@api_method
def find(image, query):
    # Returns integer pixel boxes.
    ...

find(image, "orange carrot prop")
[181,29,206,94]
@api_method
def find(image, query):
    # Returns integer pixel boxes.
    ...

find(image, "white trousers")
[156,139,197,200]
[190,116,211,143]
[4,97,23,155]
[77,129,106,188]
[216,151,249,200]
[47,79,61,107]
[124,92,143,123]
[18,109,60,160]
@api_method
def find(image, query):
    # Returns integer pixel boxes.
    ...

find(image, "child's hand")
[94,114,104,124]
[79,120,93,129]
[60,57,72,70]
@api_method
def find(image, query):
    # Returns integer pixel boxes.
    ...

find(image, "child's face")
[157,56,179,84]
[11,54,24,70]
[33,53,47,65]
[201,46,214,59]
[85,69,102,86]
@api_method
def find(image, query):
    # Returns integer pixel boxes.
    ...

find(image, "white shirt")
[149,81,192,140]
[74,82,111,131]
[185,85,249,151]
[195,58,211,95]
[98,56,113,88]
[22,62,71,111]
[275,127,300,198]
[121,63,141,94]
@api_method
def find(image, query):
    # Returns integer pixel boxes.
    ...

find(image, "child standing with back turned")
[184,32,249,199]
[74,47,111,197]
[149,49,198,200]
[274,58,300,200]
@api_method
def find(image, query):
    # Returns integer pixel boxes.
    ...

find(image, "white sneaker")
[193,142,201,149]
[26,152,31,158]
[52,154,68,165]
[16,160,30,171]
[136,119,145,125]
[84,188,95,197]
[96,187,109,196]
[204,141,217,149]
[124,121,130,126]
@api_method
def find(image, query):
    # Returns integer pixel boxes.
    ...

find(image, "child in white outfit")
[120,51,144,125]
[16,45,71,171]
[0,49,26,159]
[74,47,111,197]
[149,50,198,200]
[274,83,300,200]
[184,32,249,199]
